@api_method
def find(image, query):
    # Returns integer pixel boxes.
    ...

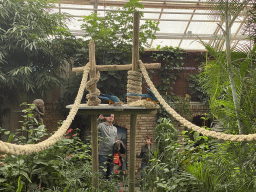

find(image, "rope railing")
[0,62,91,155]
[139,60,256,142]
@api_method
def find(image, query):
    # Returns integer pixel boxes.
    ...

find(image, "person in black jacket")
[112,140,126,174]
[136,135,152,179]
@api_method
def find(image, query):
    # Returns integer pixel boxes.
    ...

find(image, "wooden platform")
[66,104,158,115]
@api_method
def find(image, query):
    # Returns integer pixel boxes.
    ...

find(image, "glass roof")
[54,0,253,51]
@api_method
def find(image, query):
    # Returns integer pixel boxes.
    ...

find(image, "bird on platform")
[97,93,123,105]
[126,87,159,104]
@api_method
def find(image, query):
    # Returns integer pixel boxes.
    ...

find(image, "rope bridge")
[1,59,256,156]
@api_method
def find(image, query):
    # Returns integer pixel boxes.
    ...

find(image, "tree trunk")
[225,4,243,134]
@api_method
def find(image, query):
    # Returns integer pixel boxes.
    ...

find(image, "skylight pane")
[180,40,208,50]
[231,23,242,35]
[161,12,192,20]
[187,22,218,35]
[162,9,194,14]
[158,21,188,33]
[69,18,84,30]
[150,39,180,49]
[142,13,161,20]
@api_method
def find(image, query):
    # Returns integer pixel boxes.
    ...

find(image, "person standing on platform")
[98,114,117,179]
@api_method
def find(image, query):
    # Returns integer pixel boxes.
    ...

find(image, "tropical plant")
[244,2,256,43]
[144,118,201,192]
[0,0,72,129]
[0,103,93,192]
[198,0,256,134]
[149,46,184,99]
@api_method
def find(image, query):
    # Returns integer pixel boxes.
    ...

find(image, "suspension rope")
[0,62,91,155]
[139,60,256,142]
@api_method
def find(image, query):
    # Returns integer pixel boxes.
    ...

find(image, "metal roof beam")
[70,30,248,40]
[54,7,223,16]
[70,15,244,23]
[60,0,213,10]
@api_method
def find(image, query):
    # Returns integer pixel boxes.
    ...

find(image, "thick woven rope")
[127,70,142,103]
[139,60,256,142]
[0,63,91,155]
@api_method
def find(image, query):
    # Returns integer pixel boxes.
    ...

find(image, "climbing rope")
[127,70,142,103]
[0,62,91,155]
[139,60,256,142]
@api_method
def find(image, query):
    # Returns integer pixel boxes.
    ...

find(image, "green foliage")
[0,103,93,192]
[150,46,184,98]
[58,5,160,110]
[144,46,184,121]
[144,118,200,192]
[0,0,73,128]
[198,42,256,134]
[188,74,209,103]
[0,103,129,192]
[246,3,256,43]
[80,6,158,50]
[145,116,256,192]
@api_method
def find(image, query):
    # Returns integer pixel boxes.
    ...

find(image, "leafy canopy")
[0,0,72,96]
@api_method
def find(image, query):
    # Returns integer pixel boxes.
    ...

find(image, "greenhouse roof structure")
[55,0,254,51]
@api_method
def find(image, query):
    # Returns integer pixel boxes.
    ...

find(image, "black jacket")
[136,144,152,164]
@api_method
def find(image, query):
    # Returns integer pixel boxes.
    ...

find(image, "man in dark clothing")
[136,135,152,178]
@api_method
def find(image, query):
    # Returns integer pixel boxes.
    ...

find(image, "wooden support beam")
[72,63,161,73]
[91,114,99,189]
[129,114,137,192]
[88,40,100,106]
[132,12,140,72]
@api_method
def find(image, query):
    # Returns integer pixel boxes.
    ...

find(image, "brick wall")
[44,103,64,135]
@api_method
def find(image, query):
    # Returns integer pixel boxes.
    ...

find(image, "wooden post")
[72,63,161,73]
[129,114,137,192]
[129,12,140,192]
[91,114,99,189]
[89,40,99,189]
[89,40,96,88]
[132,12,140,71]
[86,40,100,106]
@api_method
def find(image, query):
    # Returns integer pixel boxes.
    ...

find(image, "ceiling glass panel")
[161,12,192,20]
[68,18,84,30]
[231,23,242,35]
[158,21,188,33]
[142,13,161,19]
[151,39,180,48]
[162,9,195,14]
[187,22,217,35]
[56,1,252,51]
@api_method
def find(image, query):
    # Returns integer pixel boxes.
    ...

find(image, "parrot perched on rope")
[126,87,160,104]
[97,93,123,105]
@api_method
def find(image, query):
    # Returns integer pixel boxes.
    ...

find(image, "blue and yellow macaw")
[126,87,159,104]
[98,93,123,105]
